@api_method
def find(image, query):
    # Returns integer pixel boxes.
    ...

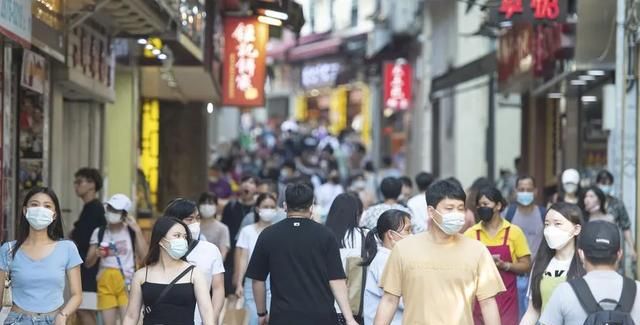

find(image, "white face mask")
[430,208,465,235]
[105,212,122,224]
[199,204,217,219]
[25,207,55,230]
[258,208,277,223]
[563,183,578,194]
[188,222,201,239]
[544,226,574,249]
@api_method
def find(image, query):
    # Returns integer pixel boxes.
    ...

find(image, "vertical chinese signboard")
[222,17,268,107]
[383,60,412,111]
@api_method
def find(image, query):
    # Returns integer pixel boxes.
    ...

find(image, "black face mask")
[477,207,495,222]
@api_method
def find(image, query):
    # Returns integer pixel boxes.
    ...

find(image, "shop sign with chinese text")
[491,0,567,24]
[383,61,412,111]
[0,0,32,46]
[222,17,268,107]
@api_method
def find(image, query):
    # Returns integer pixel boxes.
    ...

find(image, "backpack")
[505,204,546,223]
[344,229,367,317]
[569,277,637,325]
[97,226,137,257]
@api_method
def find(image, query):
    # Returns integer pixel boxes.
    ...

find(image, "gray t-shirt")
[200,219,231,252]
[540,271,640,325]
[506,206,544,258]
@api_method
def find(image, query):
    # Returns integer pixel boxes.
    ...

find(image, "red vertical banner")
[383,61,412,111]
[222,17,268,107]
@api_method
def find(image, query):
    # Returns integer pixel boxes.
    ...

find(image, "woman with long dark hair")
[233,193,277,325]
[464,187,531,325]
[361,209,412,325]
[326,192,366,250]
[0,187,83,325]
[164,199,225,324]
[325,192,367,322]
[122,217,214,325]
[519,202,585,325]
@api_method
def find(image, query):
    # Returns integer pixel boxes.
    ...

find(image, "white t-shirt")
[315,183,344,216]
[335,228,368,313]
[407,193,428,233]
[544,257,572,278]
[90,226,135,280]
[186,240,225,325]
[236,224,264,261]
[527,257,572,297]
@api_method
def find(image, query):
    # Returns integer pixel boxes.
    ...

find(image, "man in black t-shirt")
[222,174,258,295]
[246,183,359,325]
[70,167,106,325]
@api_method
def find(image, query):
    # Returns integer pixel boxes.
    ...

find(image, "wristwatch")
[257,311,268,317]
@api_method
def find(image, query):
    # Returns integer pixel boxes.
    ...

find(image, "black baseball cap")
[578,221,621,259]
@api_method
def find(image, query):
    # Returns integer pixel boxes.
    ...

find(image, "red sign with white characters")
[383,61,412,111]
[222,17,268,107]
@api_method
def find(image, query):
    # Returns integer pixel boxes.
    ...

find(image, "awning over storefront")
[141,66,221,102]
[431,52,496,96]
[67,0,170,36]
[287,37,343,62]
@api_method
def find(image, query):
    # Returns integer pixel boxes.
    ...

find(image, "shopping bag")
[222,296,248,325]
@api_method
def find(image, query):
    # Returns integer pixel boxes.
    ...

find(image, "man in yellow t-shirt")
[375,180,506,325]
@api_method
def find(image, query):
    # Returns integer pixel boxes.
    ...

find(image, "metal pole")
[370,75,382,169]
[615,0,626,199]
[487,74,496,182]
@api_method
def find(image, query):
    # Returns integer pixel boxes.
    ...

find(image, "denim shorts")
[4,311,55,325]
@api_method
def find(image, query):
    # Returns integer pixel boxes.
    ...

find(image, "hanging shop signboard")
[301,61,342,90]
[491,0,568,24]
[383,60,412,111]
[0,0,32,47]
[222,17,268,107]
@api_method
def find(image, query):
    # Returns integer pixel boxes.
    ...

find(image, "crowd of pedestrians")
[0,120,639,325]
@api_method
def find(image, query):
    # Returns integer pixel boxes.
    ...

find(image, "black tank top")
[141,267,197,325]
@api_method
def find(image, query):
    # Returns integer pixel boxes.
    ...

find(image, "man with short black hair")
[359,177,414,231]
[407,172,435,233]
[504,175,546,317]
[540,221,640,325]
[375,180,505,324]
[246,183,359,325]
[222,174,259,295]
[70,167,106,325]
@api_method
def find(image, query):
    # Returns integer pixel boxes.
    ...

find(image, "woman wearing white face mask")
[122,217,215,325]
[362,209,412,325]
[0,187,83,325]
[519,202,585,325]
[85,194,148,325]
[164,199,226,325]
[553,169,581,205]
[198,192,230,259]
[234,193,277,325]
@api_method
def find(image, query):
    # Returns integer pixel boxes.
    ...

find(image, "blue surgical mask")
[161,238,189,259]
[598,185,612,196]
[516,192,534,206]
